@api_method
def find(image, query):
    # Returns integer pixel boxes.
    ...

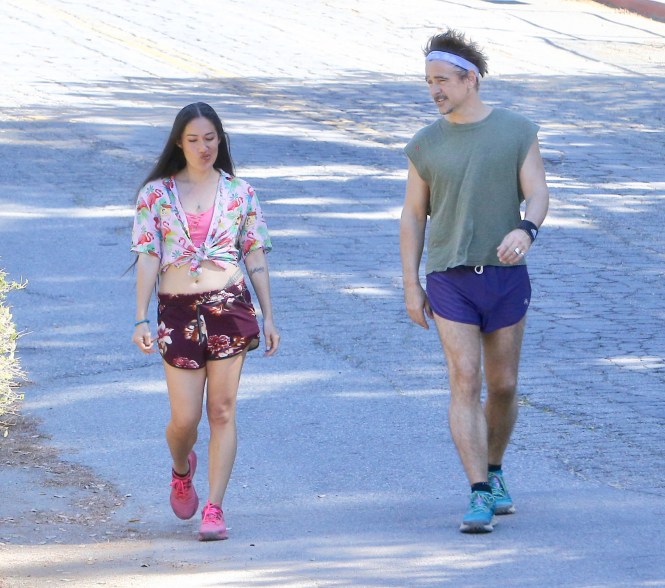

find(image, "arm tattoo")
[249,266,265,276]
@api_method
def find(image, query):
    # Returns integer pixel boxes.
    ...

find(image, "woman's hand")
[132,323,156,354]
[262,317,280,356]
[133,253,160,354]
[245,248,279,356]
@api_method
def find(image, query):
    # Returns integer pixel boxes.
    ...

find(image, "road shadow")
[0,69,663,583]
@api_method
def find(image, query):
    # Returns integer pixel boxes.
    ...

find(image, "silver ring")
[519,251,525,257]
[514,247,521,255]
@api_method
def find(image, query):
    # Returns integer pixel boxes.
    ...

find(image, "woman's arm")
[244,248,280,356]
[132,253,160,354]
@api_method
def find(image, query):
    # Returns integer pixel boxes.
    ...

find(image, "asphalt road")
[0,0,664,586]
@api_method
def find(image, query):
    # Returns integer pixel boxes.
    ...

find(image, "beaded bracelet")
[134,319,150,327]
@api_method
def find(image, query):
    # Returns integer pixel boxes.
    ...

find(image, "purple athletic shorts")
[157,281,260,369]
[426,266,531,333]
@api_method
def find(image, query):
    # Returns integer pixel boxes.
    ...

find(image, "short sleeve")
[517,120,540,169]
[239,183,272,258]
[404,127,433,185]
[130,183,162,258]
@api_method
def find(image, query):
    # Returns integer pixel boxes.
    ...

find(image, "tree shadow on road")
[0,70,664,583]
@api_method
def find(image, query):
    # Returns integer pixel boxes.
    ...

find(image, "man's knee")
[448,358,482,389]
[487,377,518,401]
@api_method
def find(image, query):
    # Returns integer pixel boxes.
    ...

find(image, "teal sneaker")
[460,491,496,533]
[488,470,515,515]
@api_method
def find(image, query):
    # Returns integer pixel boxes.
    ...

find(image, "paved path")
[0,0,664,586]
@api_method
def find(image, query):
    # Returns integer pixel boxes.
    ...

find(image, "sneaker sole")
[459,516,497,533]
[494,504,516,515]
[198,531,228,542]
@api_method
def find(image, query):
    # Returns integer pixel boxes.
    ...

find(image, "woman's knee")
[207,397,236,426]
[168,409,202,434]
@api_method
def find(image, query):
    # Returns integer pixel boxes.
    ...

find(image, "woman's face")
[177,116,220,171]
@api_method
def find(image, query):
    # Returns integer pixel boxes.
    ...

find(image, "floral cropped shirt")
[131,173,272,275]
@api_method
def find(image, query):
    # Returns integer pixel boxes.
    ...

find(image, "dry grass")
[0,266,26,437]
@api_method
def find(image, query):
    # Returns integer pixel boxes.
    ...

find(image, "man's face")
[425,60,474,115]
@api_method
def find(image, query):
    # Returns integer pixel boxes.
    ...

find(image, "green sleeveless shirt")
[404,108,539,274]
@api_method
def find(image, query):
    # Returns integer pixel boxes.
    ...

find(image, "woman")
[131,102,279,541]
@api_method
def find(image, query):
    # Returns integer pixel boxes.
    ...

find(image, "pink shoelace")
[202,503,222,523]
[170,476,192,499]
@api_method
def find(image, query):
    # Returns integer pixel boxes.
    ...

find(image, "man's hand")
[497,229,531,264]
[404,282,434,329]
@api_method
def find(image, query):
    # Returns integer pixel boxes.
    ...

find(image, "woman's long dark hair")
[141,102,235,187]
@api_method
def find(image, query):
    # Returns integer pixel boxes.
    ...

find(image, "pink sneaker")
[198,501,228,541]
[169,451,199,520]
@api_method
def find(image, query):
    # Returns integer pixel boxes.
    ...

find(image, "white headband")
[426,51,480,75]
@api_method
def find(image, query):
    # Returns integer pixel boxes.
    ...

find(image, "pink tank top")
[185,205,214,248]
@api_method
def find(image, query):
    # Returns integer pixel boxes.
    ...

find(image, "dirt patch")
[0,418,166,587]
[0,416,146,545]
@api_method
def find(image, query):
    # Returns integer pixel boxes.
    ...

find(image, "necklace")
[178,171,218,212]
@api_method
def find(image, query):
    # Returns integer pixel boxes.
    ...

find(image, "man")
[400,29,549,533]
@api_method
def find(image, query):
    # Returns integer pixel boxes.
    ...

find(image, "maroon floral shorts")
[157,281,260,370]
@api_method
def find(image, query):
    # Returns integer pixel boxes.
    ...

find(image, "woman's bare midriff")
[158,261,241,295]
